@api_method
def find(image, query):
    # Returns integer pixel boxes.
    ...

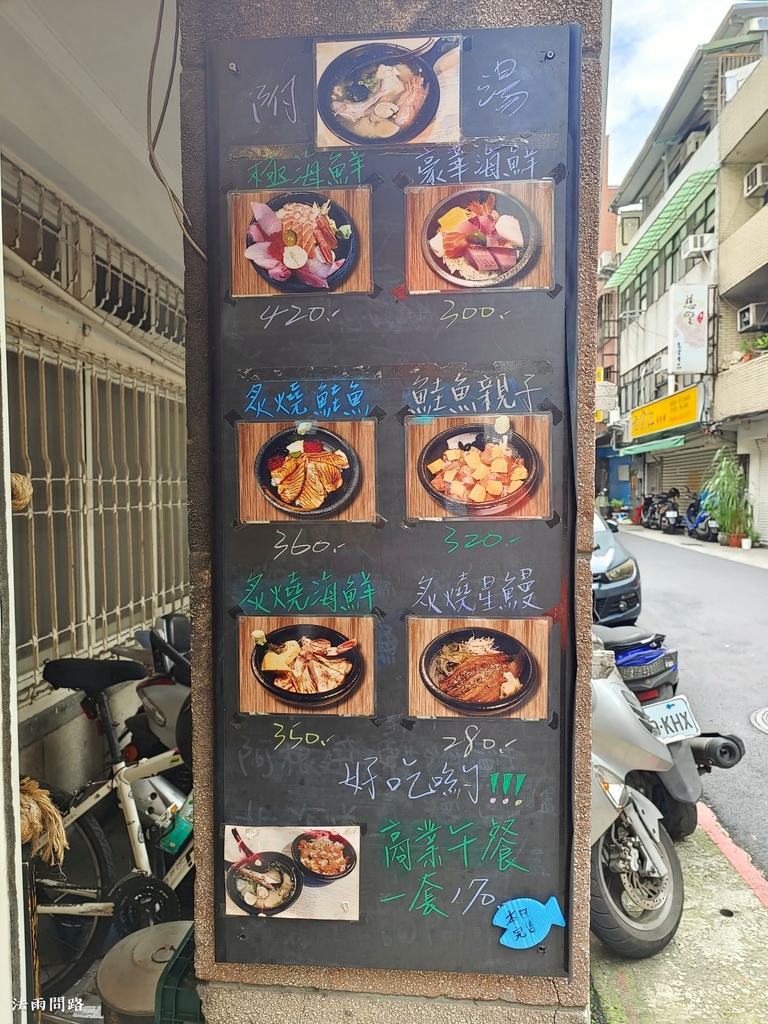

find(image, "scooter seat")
[592,624,664,651]
[43,658,147,694]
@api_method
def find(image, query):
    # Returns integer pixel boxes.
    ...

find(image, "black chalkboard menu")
[206,24,581,976]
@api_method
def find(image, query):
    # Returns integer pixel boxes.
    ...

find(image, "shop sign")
[669,284,708,374]
[629,384,702,440]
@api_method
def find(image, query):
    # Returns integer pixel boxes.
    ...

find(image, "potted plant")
[702,449,753,546]
[739,333,768,361]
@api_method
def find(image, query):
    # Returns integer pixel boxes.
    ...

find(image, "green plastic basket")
[155,925,203,1024]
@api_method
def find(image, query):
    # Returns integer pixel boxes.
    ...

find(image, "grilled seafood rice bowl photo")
[243,191,356,292]
[291,831,358,880]
[251,624,364,707]
[419,627,537,715]
[255,426,360,518]
[227,851,303,916]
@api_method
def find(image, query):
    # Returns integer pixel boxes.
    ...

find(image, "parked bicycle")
[30,654,194,997]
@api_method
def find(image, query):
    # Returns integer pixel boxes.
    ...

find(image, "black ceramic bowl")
[416,423,540,518]
[246,191,357,293]
[251,624,363,708]
[419,627,538,716]
[226,851,303,916]
[255,427,360,519]
[317,42,443,146]
[291,830,358,881]
[421,188,541,289]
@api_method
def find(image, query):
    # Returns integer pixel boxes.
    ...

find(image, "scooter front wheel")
[590,821,683,958]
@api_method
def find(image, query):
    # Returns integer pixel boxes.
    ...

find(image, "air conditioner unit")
[682,131,706,160]
[680,233,715,260]
[744,163,768,199]
[597,250,616,278]
[737,303,768,333]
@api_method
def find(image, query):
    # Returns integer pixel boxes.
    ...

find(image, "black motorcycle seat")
[43,658,147,694]
[592,624,664,651]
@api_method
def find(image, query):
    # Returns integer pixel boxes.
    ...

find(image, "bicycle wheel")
[30,784,115,997]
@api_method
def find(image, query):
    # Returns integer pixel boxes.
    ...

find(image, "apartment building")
[599,3,768,530]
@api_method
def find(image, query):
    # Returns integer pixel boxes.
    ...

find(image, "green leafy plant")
[702,448,753,538]
[610,498,624,508]
[739,333,768,357]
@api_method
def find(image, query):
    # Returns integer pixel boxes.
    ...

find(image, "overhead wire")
[147,0,207,261]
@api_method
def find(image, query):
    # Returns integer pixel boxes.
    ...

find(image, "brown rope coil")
[10,473,33,512]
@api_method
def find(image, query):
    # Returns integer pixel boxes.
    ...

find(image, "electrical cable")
[147,0,207,261]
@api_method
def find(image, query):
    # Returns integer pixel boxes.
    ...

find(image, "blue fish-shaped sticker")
[492,895,566,949]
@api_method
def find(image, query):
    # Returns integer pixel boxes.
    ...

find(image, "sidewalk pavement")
[590,806,768,1023]
[615,521,768,571]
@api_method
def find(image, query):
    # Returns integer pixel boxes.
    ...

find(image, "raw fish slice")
[279,204,317,252]
[247,220,266,245]
[295,257,345,289]
[307,450,350,470]
[312,461,343,492]
[495,214,524,247]
[275,459,306,503]
[296,461,326,509]
[268,263,292,282]
[441,231,469,258]
[244,241,281,269]
[464,245,498,273]
[250,202,283,236]
[487,247,518,273]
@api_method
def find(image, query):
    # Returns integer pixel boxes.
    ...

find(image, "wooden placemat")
[239,616,375,715]
[405,414,551,520]
[237,419,377,523]
[314,36,461,149]
[404,180,554,294]
[407,616,549,720]
[229,188,372,298]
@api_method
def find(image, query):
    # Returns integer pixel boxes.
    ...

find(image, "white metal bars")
[1,155,185,362]
[7,327,189,710]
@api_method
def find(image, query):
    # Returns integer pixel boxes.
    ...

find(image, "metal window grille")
[1,155,185,360]
[7,327,189,710]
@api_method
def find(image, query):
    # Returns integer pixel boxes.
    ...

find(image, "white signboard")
[669,284,708,374]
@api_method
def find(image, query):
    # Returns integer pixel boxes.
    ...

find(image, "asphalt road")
[617,530,768,877]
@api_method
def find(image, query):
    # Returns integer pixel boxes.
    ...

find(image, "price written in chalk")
[273,528,345,561]
[444,526,521,553]
[258,304,341,330]
[440,300,514,329]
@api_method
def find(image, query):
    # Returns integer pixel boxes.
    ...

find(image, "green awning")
[604,168,717,291]
[620,435,686,456]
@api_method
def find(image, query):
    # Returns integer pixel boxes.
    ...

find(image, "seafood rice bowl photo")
[421,188,540,288]
[251,623,364,708]
[243,191,357,292]
[291,831,358,881]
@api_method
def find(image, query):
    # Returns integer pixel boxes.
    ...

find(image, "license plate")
[709,520,719,531]
[666,511,678,518]
[644,696,700,742]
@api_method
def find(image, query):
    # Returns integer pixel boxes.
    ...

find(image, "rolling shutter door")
[755,440,768,543]
[659,438,735,495]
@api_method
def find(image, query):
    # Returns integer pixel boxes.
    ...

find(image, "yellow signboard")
[629,384,702,440]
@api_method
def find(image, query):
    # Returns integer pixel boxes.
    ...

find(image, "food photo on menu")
[315,35,461,147]
[238,616,375,716]
[405,180,555,294]
[224,825,360,920]
[405,413,552,520]
[229,188,373,298]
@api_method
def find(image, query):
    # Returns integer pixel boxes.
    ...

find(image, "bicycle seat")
[43,658,147,694]
[592,624,664,651]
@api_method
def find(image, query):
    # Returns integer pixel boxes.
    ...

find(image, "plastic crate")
[155,925,203,1024]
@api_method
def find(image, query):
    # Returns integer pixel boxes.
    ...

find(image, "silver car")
[591,513,641,626]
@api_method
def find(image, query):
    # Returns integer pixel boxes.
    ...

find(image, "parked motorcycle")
[683,492,718,542]
[590,644,744,958]
[641,490,680,531]
[660,492,683,534]
[592,623,678,704]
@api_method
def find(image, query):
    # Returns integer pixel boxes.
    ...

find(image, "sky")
[606,0,738,185]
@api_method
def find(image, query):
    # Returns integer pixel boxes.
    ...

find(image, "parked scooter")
[660,491,683,534]
[592,623,678,704]
[590,643,744,958]
[682,491,718,542]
